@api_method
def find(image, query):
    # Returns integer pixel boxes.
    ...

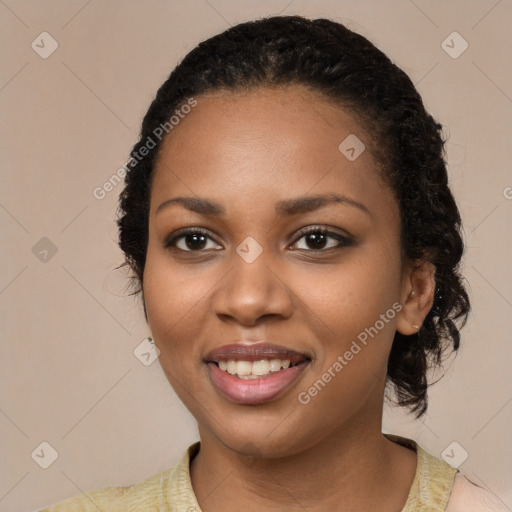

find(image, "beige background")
[1,1,511,510]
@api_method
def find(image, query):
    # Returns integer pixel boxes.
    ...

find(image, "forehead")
[150,85,391,215]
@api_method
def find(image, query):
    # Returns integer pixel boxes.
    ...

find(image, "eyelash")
[164,226,353,253]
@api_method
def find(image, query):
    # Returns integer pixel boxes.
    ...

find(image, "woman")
[41,15,501,512]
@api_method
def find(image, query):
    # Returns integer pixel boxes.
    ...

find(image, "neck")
[190,415,416,512]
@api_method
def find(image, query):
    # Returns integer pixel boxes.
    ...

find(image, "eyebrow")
[276,193,370,217]
[156,193,370,217]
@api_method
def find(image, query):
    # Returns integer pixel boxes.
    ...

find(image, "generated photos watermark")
[93,97,197,200]
[298,302,403,405]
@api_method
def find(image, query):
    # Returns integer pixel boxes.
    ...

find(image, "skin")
[143,85,435,511]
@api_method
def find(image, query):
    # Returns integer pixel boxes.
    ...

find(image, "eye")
[291,227,353,251]
[165,228,222,252]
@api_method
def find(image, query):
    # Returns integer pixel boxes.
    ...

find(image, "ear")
[396,260,436,336]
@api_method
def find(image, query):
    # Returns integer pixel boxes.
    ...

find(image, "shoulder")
[38,468,174,512]
[386,434,457,511]
[445,473,510,512]
[38,443,200,512]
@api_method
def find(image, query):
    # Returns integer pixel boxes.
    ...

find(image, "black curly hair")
[117,15,470,417]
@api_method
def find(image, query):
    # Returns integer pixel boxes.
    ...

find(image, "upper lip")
[205,343,311,364]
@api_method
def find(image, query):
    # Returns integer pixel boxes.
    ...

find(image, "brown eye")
[291,227,353,251]
[302,232,329,250]
[181,232,208,250]
[166,228,222,252]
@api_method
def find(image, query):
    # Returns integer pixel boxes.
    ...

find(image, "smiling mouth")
[205,343,311,404]
[205,342,311,377]
[214,358,303,379]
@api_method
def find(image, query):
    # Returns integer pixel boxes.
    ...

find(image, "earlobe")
[396,261,436,336]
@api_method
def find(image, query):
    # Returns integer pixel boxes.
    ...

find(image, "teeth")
[236,361,252,376]
[269,359,282,372]
[252,360,270,376]
[218,358,296,378]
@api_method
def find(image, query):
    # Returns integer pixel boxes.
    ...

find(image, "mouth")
[205,343,311,405]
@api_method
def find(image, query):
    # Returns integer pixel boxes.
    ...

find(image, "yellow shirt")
[40,435,458,511]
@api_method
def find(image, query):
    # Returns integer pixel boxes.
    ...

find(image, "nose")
[211,253,294,327]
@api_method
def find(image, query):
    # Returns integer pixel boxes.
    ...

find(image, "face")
[143,85,413,457]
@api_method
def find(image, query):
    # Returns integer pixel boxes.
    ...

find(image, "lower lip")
[207,362,308,405]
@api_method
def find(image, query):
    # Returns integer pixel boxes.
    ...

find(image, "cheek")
[142,248,213,365]
[292,250,402,336]
[289,248,403,412]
